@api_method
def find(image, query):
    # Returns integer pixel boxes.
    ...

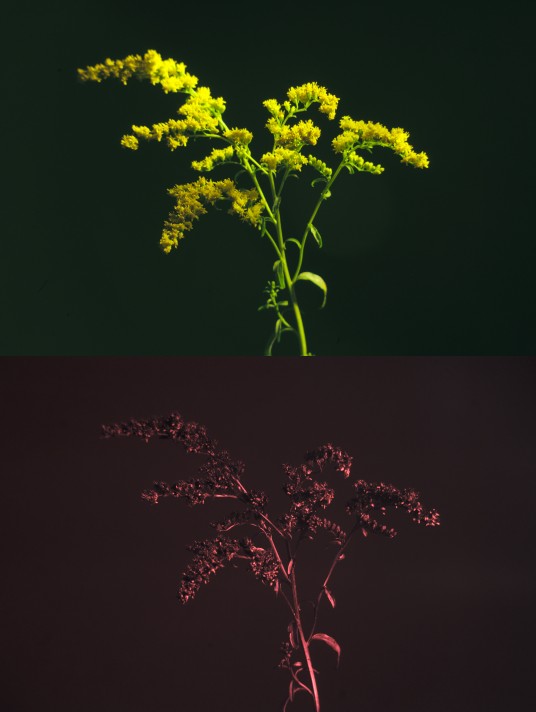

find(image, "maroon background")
[1,357,534,711]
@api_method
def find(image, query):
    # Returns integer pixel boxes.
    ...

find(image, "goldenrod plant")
[102,411,440,712]
[79,50,429,355]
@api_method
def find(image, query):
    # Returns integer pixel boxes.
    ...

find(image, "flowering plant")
[102,411,440,711]
[79,50,429,356]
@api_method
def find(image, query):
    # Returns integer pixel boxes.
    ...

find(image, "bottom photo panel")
[2,357,534,712]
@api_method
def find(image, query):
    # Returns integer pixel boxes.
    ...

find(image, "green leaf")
[311,176,327,189]
[308,224,323,248]
[233,168,247,181]
[285,238,302,250]
[295,272,327,308]
[273,260,285,289]
[264,319,282,356]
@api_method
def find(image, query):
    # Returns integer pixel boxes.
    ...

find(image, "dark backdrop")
[1,357,534,711]
[2,2,535,355]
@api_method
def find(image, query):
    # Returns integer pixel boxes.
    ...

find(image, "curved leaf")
[288,621,298,649]
[308,223,323,247]
[233,168,247,181]
[273,260,285,289]
[311,176,327,189]
[264,319,282,356]
[295,272,327,309]
[311,633,341,667]
[286,238,302,250]
[324,586,336,608]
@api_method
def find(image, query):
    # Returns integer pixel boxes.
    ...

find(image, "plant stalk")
[290,567,320,711]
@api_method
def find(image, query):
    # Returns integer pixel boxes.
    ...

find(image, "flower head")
[161,176,264,253]
[261,148,308,172]
[333,116,429,169]
[178,536,241,603]
[191,146,235,172]
[78,49,199,93]
[223,127,254,146]
[267,119,321,150]
[346,479,440,537]
[286,82,340,120]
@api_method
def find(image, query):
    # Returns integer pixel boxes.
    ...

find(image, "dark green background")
[3,1,534,355]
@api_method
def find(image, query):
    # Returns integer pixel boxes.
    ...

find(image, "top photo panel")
[4,3,534,355]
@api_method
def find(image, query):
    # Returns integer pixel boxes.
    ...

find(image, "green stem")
[292,160,346,282]
[269,173,309,356]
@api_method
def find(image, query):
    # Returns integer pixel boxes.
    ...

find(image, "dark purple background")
[2,357,535,711]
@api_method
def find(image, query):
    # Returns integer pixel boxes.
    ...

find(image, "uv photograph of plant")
[3,1,535,355]
[1,357,534,711]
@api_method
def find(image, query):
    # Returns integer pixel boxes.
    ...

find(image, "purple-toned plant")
[102,412,440,711]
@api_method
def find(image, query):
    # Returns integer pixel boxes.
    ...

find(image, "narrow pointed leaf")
[324,586,336,608]
[288,621,298,649]
[264,319,282,356]
[273,260,285,289]
[286,238,302,250]
[295,272,327,308]
[311,633,341,667]
[309,223,323,247]
[311,176,327,189]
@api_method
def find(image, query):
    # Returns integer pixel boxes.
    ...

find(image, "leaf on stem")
[288,621,299,649]
[311,176,327,189]
[308,223,323,247]
[273,260,285,289]
[295,272,327,308]
[285,238,302,250]
[311,633,341,667]
[264,319,282,356]
[285,684,307,710]
[323,586,336,608]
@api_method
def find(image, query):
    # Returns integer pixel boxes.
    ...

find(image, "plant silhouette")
[102,411,440,711]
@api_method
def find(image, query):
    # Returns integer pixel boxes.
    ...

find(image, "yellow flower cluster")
[120,134,140,150]
[266,119,321,149]
[120,87,225,151]
[307,155,333,179]
[161,177,264,253]
[286,82,340,120]
[262,99,285,120]
[261,148,309,172]
[77,49,199,94]
[191,146,235,172]
[223,128,253,145]
[332,116,429,169]
[79,51,227,151]
[347,152,385,175]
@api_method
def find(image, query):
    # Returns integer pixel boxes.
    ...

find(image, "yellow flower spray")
[78,50,429,355]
